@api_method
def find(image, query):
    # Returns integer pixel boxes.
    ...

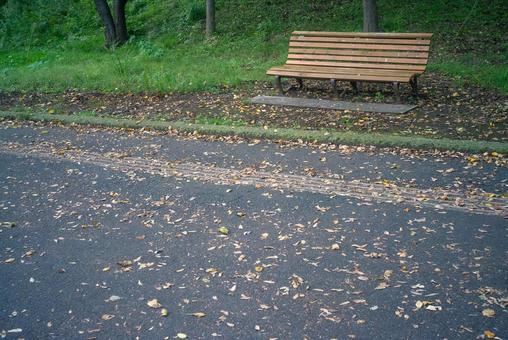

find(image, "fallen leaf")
[106,295,121,302]
[218,226,229,235]
[23,250,34,257]
[101,314,115,320]
[147,299,162,309]
[484,330,495,339]
[188,312,206,318]
[375,282,389,290]
[482,308,495,317]
[330,243,340,250]
[397,250,407,258]
[254,265,263,272]
[0,221,16,228]
[161,308,169,317]
[4,258,15,264]
[117,260,133,267]
[176,333,188,339]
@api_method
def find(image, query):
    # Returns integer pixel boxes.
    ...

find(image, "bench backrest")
[288,31,432,74]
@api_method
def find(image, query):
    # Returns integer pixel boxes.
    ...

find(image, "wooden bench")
[266,31,433,98]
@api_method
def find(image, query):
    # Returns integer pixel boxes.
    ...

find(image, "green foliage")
[0,0,96,49]
[187,2,206,23]
[0,0,507,93]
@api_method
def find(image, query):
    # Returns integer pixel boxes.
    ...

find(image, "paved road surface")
[0,121,506,339]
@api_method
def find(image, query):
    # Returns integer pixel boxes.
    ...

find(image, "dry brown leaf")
[147,299,162,309]
[375,282,389,290]
[188,312,206,318]
[484,330,495,339]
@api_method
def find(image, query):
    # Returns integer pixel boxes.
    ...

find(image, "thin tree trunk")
[362,0,379,32]
[206,0,215,38]
[114,0,128,45]
[94,0,116,47]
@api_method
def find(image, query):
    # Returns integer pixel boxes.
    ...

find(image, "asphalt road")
[0,122,506,340]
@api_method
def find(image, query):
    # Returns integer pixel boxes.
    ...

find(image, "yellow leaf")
[482,308,495,317]
[160,308,169,317]
[218,226,229,235]
[254,265,263,272]
[102,266,110,272]
[484,330,496,339]
[176,333,187,339]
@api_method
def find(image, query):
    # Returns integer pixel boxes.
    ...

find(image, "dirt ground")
[1,72,507,141]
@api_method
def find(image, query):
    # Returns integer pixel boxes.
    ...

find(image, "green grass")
[1,111,507,153]
[0,37,286,92]
[0,0,507,93]
[430,59,508,93]
[195,114,247,127]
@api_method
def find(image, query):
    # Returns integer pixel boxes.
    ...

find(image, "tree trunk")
[114,0,128,45]
[362,0,379,32]
[94,0,116,48]
[206,0,215,38]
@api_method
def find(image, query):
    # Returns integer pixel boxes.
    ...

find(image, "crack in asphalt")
[1,141,507,217]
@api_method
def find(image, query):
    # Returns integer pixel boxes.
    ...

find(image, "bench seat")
[267,31,433,97]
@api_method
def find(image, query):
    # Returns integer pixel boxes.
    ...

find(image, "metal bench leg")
[350,81,359,94]
[275,76,284,95]
[295,77,303,90]
[393,82,400,102]
[410,76,418,97]
[331,79,338,96]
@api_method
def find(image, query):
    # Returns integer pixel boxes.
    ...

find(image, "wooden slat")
[290,36,431,45]
[289,41,430,51]
[270,65,416,77]
[288,48,429,59]
[286,60,427,72]
[266,69,411,83]
[288,53,428,65]
[292,31,433,39]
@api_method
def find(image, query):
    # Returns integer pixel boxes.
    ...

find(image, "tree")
[362,0,379,32]
[94,0,128,48]
[206,0,215,38]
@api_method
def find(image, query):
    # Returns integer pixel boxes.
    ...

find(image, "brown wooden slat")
[270,65,416,77]
[289,41,430,51]
[286,60,427,72]
[288,48,429,59]
[290,36,431,45]
[266,69,411,83]
[288,53,428,65]
[292,31,433,39]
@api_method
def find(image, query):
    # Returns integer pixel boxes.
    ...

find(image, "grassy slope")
[0,0,507,93]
